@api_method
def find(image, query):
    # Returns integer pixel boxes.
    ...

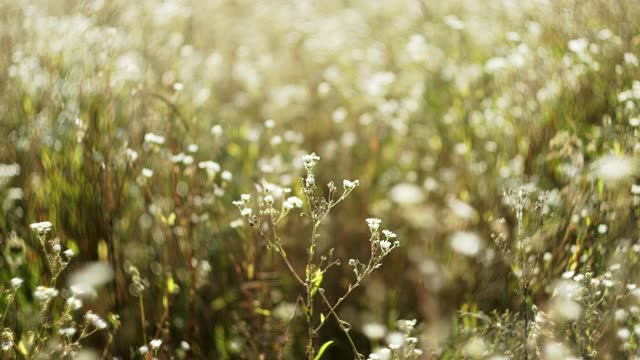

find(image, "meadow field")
[1,0,640,358]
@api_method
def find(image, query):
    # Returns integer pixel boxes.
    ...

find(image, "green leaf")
[310,270,323,298]
[314,340,334,360]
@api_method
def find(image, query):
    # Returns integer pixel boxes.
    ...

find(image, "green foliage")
[0,0,640,358]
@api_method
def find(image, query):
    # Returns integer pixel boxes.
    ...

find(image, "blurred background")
[1,0,640,358]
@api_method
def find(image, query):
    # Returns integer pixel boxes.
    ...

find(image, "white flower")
[264,195,274,204]
[617,328,631,340]
[67,297,82,310]
[366,218,382,232]
[198,161,221,173]
[343,179,360,190]
[444,15,465,30]
[221,170,232,181]
[568,38,589,54]
[382,230,397,239]
[59,327,76,337]
[241,208,252,217]
[30,221,53,234]
[597,224,608,234]
[181,341,190,350]
[241,194,251,202]
[126,148,139,162]
[624,53,639,67]
[302,153,320,168]
[144,133,165,145]
[142,168,154,178]
[52,244,61,252]
[139,345,149,354]
[389,183,424,205]
[449,231,483,257]
[305,175,315,187]
[593,155,638,183]
[229,219,244,228]
[69,262,114,296]
[386,331,405,349]
[10,278,23,288]
[380,240,392,250]
[1,338,14,351]
[150,339,162,349]
[34,286,59,301]
[362,322,386,340]
[85,311,107,329]
[211,125,223,136]
[64,249,74,258]
[284,196,303,209]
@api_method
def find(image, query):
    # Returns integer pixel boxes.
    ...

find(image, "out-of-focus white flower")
[0,163,20,178]
[568,38,589,54]
[625,53,639,67]
[593,155,638,183]
[615,308,628,323]
[34,286,59,301]
[68,262,114,297]
[449,231,483,257]
[126,148,138,162]
[386,331,404,348]
[462,337,486,357]
[448,197,476,220]
[150,339,162,349]
[10,278,23,289]
[368,348,391,360]
[617,328,631,340]
[362,323,386,340]
[59,327,76,337]
[544,342,574,360]
[549,280,583,322]
[221,170,232,181]
[597,224,608,234]
[30,221,53,234]
[198,161,221,174]
[144,133,165,145]
[389,183,424,205]
[142,168,154,178]
[444,15,465,30]
[229,219,244,228]
[284,196,303,210]
[67,296,82,310]
[211,125,223,136]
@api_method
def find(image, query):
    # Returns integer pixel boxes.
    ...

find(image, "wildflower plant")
[234,153,399,359]
[0,222,113,358]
